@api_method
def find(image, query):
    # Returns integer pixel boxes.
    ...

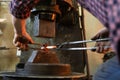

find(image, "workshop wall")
[0,2,19,72]
[83,9,104,75]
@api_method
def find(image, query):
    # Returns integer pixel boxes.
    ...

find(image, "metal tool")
[29,38,111,46]
[0,46,110,51]
[56,46,111,51]
[57,38,111,48]
[0,38,111,51]
[54,38,111,51]
[28,38,111,51]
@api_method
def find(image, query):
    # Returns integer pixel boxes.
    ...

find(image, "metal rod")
[0,46,112,51]
[58,47,97,51]
[57,46,111,51]
[57,38,111,49]
[1,39,111,50]
[61,38,111,45]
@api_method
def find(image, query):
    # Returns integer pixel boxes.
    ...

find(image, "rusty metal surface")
[16,50,71,76]
[16,63,71,76]
[33,18,55,38]
[54,25,86,73]
[28,50,60,63]
[0,72,85,79]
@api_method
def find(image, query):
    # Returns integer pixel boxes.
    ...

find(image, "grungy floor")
[0,2,19,72]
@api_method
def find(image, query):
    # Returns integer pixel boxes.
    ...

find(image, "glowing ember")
[41,46,57,49]
[40,43,57,52]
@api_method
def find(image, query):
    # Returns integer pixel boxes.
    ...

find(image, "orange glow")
[41,46,57,49]
[51,14,56,21]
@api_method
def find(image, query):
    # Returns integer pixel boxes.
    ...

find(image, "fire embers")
[27,43,59,63]
[42,43,49,52]
[41,43,57,51]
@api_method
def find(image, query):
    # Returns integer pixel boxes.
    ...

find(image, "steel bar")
[57,46,111,51]
[0,45,111,51]
[60,38,111,45]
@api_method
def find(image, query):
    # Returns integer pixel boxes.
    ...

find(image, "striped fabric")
[10,0,40,19]
[77,0,108,27]
[105,0,120,62]
[78,0,120,60]
[77,0,120,80]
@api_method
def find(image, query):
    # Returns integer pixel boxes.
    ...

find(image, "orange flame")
[41,46,57,49]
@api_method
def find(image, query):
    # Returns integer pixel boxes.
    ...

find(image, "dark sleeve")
[10,0,40,19]
[77,0,108,27]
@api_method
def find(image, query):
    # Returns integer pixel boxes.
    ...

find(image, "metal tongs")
[0,38,111,51]
[31,38,111,51]
[55,38,111,51]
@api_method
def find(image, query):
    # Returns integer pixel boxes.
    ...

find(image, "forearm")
[12,16,26,35]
